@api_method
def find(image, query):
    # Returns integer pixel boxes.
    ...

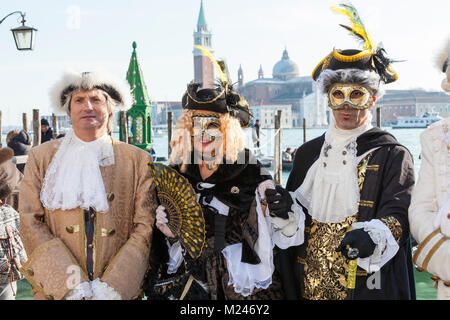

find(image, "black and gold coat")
[277,127,416,300]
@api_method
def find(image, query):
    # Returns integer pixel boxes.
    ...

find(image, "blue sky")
[1,0,449,125]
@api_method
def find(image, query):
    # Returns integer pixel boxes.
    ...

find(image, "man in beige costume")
[409,37,450,300]
[18,70,157,300]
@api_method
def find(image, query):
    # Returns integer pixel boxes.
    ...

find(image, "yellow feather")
[331,4,374,52]
[331,6,352,19]
[194,45,228,84]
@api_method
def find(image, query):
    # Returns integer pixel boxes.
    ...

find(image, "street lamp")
[0,11,37,50]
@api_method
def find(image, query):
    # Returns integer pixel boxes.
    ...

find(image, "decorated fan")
[149,163,206,259]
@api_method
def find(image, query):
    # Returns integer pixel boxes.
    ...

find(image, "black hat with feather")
[312,3,399,87]
[181,46,251,127]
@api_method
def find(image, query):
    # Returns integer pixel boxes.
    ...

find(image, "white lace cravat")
[40,130,114,213]
[296,113,373,223]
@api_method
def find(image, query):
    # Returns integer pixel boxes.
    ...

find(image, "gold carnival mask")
[328,83,374,110]
[192,114,222,142]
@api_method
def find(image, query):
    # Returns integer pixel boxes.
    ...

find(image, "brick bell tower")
[193,0,214,88]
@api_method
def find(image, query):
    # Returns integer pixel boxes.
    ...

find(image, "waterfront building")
[250,104,293,129]
[237,48,328,128]
[374,89,450,125]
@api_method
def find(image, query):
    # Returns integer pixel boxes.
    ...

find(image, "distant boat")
[255,154,294,171]
[391,112,443,129]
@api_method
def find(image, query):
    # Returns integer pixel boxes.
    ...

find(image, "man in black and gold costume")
[270,4,416,300]
[143,62,292,299]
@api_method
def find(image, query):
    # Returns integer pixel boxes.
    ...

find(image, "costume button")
[27,268,34,276]
[343,160,347,165]
[108,229,116,236]
[88,244,94,249]
[342,150,347,155]
[444,281,450,287]
[66,226,74,233]
[107,193,115,201]
[323,162,327,167]
[45,295,54,300]
[90,212,96,219]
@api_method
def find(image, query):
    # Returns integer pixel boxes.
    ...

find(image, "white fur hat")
[49,69,134,114]
[435,37,450,92]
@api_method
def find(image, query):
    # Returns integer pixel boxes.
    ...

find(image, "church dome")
[272,48,299,80]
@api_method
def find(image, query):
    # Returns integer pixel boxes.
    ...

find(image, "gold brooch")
[230,186,240,194]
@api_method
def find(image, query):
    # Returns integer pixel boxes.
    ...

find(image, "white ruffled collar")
[295,113,373,223]
[40,130,114,213]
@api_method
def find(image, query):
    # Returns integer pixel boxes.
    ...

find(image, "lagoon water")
[151,126,425,186]
[2,126,425,186]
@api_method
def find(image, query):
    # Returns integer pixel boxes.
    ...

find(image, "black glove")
[264,185,293,220]
[336,229,376,259]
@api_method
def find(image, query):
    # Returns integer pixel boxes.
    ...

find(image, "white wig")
[49,69,134,114]
[316,68,385,98]
[435,36,450,92]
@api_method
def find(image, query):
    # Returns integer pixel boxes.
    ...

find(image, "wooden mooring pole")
[274,110,282,185]
[167,111,173,158]
[303,117,306,143]
[32,109,41,147]
[0,110,2,148]
[52,113,59,138]
[23,113,28,132]
[376,107,382,128]
[119,111,128,143]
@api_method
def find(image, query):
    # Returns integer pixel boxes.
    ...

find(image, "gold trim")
[366,165,379,171]
[332,49,373,63]
[412,229,441,265]
[94,210,103,278]
[187,87,226,105]
[311,51,333,79]
[422,235,448,270]
[179,274,195,300]
[78,208,87,274]
[359,200,374,208]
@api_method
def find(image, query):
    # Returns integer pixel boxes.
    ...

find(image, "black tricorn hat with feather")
[312,3,399,85]
[182,45,251,127]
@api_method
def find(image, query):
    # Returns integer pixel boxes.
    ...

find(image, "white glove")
[156,205,175,238]
[433,198,450,237]
[271,201,301,237]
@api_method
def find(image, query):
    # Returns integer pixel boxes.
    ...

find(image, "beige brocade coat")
[18,138,157,300]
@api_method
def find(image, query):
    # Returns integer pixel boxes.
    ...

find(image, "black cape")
[277,127,417,300]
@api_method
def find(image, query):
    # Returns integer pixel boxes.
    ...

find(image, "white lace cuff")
[352,219,399,273]
[90,278,122,300]
[221,189,275,297]
[167,240,184,274]
[433,198,450,237]
[64,281,93,300]
[271,191,305,249]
